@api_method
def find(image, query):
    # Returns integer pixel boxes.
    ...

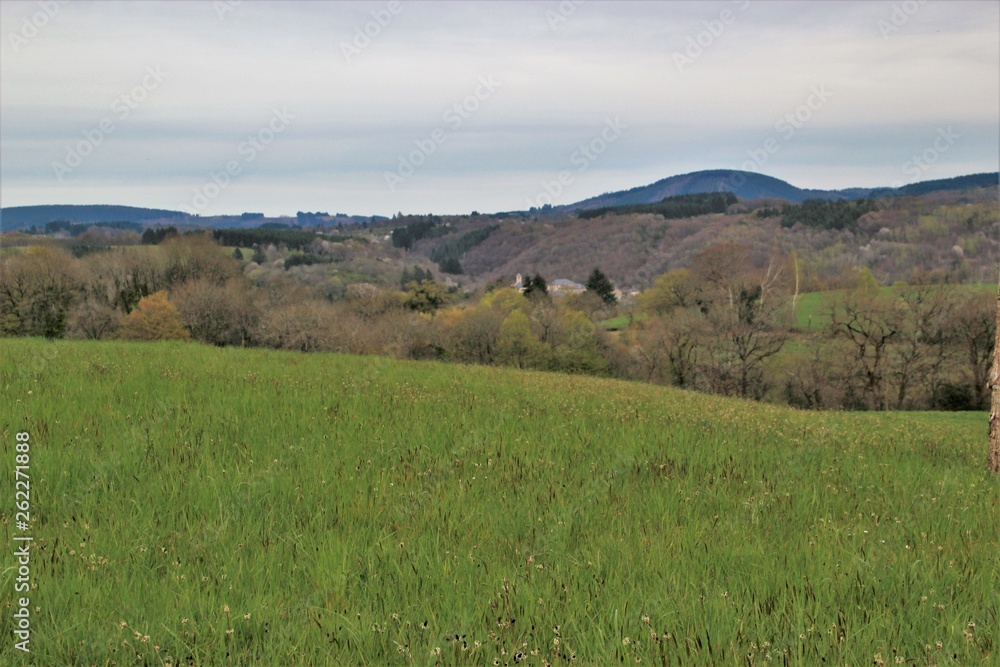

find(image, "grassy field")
[791,284,997,331]
[1,339,996,665]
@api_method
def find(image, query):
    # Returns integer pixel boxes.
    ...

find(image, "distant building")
[549,279,586,295]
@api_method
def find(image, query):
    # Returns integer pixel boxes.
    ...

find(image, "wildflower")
[431,647,441,656]
[223,605,230,614]
[244,613,250,620]
[623,637,631,645]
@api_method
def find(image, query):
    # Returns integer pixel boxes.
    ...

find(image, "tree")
[585,268,617,305]
[889,286,952,410]
[496,309,546,369]
[990,281,1000,474]
[118,291,190,341]
[0,246,81,338]
[523,273,548,300]
[232,247,244,260]
[83,246,167,314]
[403,280,453,314]
[830,290,899,410]
[438,256,463,275]
[706,281,789,399]
[637,269,700,315]
[67,297,119,340]
[444,305,503,364]
[172,278,259,346]
[256,299,336,352]
[952,290,997,411]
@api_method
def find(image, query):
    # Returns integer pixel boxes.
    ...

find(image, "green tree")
[586,268,617,305]
[496,309,546,369]
[523,273,549,300]
[637,269,699,315]
[404,280,453,314]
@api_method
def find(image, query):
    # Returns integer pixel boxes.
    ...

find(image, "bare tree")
[889,286,953,410]
[952,289,997,411]
[0,246,82,338]
[989,281,999,475]
[172,278,260,347]
[831,290,899,410]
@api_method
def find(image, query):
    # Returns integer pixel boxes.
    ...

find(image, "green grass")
[1,339,997,665]
[601,314,647,331]
[792,284,997,331]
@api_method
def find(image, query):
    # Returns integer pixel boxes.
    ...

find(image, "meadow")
[0,338,996,665]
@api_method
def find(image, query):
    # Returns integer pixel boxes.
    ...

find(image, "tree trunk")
[989,281,1000,474]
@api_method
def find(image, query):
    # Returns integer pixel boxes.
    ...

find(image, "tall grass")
[1,339,996,665]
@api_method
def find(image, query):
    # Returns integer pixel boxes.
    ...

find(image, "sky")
[1,0,998,218]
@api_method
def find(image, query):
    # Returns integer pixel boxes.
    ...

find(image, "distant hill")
[892,172,999,197]
[0,205,389,231]
[0,205,190,229]
[563,169,999,212]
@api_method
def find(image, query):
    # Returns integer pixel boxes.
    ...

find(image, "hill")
[460,187,999,290]
[0,204,191,229]
[562,169,1000,212]
[0,338,994,664]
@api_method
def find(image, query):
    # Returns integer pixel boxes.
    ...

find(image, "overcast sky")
[1,0,997,217]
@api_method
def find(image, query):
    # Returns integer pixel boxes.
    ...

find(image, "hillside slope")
[0,338,995,665]
[462,187,999,289]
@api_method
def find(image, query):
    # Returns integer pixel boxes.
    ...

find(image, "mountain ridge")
[561,170,999,211]
[2,171,996,228]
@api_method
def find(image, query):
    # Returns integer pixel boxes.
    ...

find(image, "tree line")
[578,192,738,220]
[1,235,994,412]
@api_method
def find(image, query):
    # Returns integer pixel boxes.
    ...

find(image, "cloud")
[1,0,996,215]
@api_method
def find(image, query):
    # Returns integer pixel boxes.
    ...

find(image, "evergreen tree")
[586,268,617,305]
[232,248,244,260]
[524,273,549,300]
